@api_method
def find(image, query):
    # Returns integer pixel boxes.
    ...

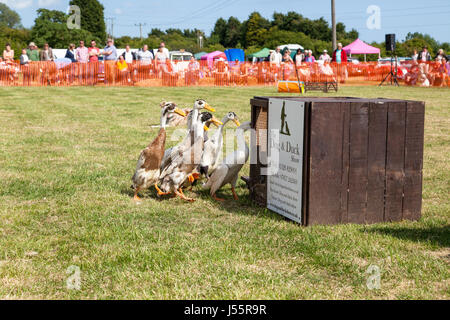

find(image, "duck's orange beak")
[233,119,241,127]
[204,103,215,112]
[211,117,223,127]
[174,108,187,117]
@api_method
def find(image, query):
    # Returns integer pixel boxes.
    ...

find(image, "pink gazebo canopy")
[200,51,227,61]
[343,39,380,55]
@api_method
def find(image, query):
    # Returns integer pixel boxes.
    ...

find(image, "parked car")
[347,57,360,64]
[169,50,193,72]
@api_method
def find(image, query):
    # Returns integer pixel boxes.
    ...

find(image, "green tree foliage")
[0,3,22,29]
[244,12,270,47]
[0,25,30,59]
[30,9,97,48]
[69,0,106,41]
[211,18,227,46]
[224,17,241,48]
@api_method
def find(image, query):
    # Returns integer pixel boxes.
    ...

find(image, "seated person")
[404,65,420,86]
[116,55,130,83]
[213,58,229,85]
[185,56,200,85]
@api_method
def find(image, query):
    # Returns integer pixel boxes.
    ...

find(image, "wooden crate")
[246,97,425,226]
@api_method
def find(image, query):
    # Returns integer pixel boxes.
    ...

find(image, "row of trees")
[0,1,449,61]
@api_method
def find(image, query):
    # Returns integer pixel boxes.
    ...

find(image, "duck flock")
[131,99,251,202]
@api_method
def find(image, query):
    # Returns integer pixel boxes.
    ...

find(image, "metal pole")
[331,0,337,51]
[135,23,147,41]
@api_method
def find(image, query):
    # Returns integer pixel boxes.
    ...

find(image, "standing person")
[154,45,168,77]
[76,40,89,63]
[3,44,14,62]
[319,49,331,62]
[39,43,54,61]
[332,43,347,64]
[26,42,40,61]
[270,47,282,81]
[103,38,118,85]
[435,49,446,62]
[122,45,137,81]
[88,40,100,85]
[418,46,432,62]
[20,49,29,65]
[412,49,418,61]
[332,43,348,83]
[122,45,137,64]
[137,44,153,80]
[305,50,316,63]
[65,44,77,62]
[88,40,100,62]
[65,44,77,84]
[20,48,31,85]
[270,47,282,66]
[76,40,89,84]
[185,56,200,85]
[159,42,170,59]
[418,46,432,74]
[39,43,55,85]
[294,49,305,67]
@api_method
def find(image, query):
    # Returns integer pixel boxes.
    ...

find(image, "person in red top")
[88,40,100,62]
[88,40,100,84]
[331,43,348,83]
[331,43,348,63]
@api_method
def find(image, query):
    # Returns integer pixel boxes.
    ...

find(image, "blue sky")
[1,0,449,43]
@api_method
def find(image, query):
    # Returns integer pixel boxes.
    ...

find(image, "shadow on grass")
[366,225,450,248]
[119,181,291,223]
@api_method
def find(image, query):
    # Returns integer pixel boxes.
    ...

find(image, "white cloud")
[0,0,34,9]
[114,8,122,15]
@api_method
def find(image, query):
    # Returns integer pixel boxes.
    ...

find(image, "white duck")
[131,103,186,201]
[199,112,240,180]
[158,111,214,201]
[160,99,215,171]
[202,122,251,201]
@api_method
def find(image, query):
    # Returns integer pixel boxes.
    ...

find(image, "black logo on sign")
[280,102,291,136]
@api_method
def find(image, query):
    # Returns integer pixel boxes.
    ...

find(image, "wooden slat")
[385,101,406,222]
[366,101,388,223]
[339,102,350,223]
[308,102,344,225]
[347,102,369,224]
[402,101,425,221]
[302,102,311,225]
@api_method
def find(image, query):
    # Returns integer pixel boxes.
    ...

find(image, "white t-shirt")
[155,51,167,62]
[124,51,134,64]
[162,47,169,59]
[270,52,282,65]
[319,54,331,62]
[138,50,153,65]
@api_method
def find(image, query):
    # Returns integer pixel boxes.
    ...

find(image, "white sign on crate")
[267,99,305,224]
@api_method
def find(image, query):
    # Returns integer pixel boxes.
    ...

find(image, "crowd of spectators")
[0,40,448,87]
[406,46,448,87]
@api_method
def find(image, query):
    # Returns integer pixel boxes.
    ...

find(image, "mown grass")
[0,85,448,299]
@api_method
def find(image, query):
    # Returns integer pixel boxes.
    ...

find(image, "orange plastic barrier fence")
[0,60,448,87]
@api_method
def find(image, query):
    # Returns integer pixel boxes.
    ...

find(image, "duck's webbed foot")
[176,188,195,202]
[231,187,239,201]
[212,193,225,202]
[155,183,171,196]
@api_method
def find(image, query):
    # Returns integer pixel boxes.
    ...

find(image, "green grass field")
[0,85,448,299]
